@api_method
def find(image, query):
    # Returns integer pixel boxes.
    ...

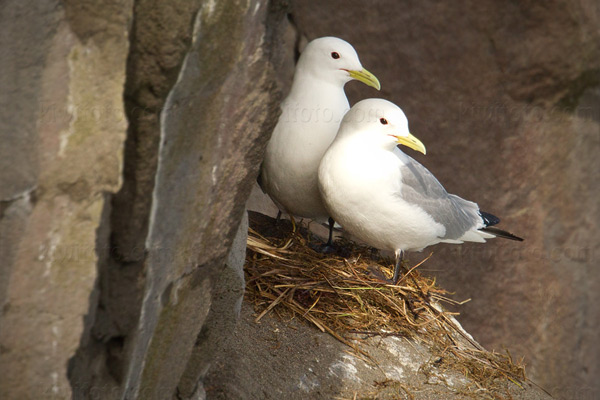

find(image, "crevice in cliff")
[68,192,121,398]
[68,0,204,397]
[286,11,303,63]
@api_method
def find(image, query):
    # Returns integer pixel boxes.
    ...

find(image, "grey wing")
[397,154,483,240]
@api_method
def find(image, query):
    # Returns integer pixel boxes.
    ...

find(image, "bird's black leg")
[275,210,282,224]
[392,250,404,284]
[392,251,426,296]
[326,217,335,247]
[314,217,336,254]
[309,217,336,254]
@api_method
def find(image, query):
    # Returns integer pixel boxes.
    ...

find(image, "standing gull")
[259,37,380,248]
[318,98,522,282]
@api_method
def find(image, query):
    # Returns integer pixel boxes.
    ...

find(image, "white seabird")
[259,36,380,247]
[318,98,522,282]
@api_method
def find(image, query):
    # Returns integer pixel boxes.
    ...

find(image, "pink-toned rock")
[290,0,600,395]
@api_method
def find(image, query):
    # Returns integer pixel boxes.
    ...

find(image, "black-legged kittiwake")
[259,37,380,248]
[318,98,522,282]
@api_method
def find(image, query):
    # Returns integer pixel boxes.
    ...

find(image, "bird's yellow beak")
[347,68,381,90]
[397,133,426,155]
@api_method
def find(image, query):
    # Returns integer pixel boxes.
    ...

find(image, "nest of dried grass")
[244,212,529,395]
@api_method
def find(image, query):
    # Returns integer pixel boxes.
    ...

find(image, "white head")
[337,98,426,154]
[295,37,380,90]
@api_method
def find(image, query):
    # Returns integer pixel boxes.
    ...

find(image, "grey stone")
[111,0,206,264]
[176,212,248,400]
[0,0,132,399]
[68,0,207,397]
[120,1,289,399]
[205,303,552,400]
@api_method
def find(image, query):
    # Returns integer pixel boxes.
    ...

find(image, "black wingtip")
[480,211,500,227]
[481,226,524,241]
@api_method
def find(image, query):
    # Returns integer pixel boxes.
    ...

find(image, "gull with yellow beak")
[259,37,380,248]
[318,99,522,282]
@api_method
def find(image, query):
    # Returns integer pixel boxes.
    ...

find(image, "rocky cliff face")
[0,0,288,398]
[0,0,132,397]
[289,1,599,397]
[0,0,597,399]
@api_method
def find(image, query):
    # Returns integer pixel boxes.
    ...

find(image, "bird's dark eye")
[379,118,388,125]
[331,52,340,59]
